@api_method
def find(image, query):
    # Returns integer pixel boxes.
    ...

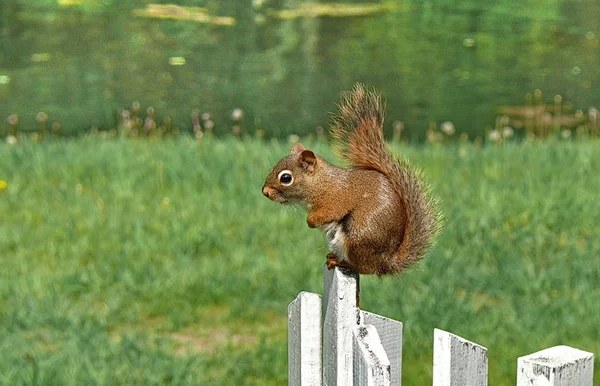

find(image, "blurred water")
[0,1,598,139]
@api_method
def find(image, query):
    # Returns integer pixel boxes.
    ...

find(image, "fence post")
[288,291,323,386]
[323,266,360,386]
[433,328,488,386]
[516,345,594,386]
[353,324,391,386]
[361,311,403,385]
[288,269,596,386]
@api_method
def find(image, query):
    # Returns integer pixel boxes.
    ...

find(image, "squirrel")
[262,84,442,276]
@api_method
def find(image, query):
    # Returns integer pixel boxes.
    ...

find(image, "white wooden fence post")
[288,265,597,386]
[288,291,323,386]
[516,345,594,386]
[433,328,488,386]
[353,324,391,386]
[323,266,360,386]
[361,311,403,385]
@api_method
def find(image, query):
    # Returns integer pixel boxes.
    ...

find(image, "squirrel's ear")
[290,143,306,155]
[298,150,317,173]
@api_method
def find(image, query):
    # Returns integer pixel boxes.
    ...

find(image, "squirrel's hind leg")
[326,253,354,270]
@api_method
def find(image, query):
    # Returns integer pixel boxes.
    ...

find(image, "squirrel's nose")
[262,186,270,198]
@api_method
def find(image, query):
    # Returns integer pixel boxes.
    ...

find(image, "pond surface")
[1,1,599,139]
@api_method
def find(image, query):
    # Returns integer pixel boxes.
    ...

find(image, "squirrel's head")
[262,143,319,206]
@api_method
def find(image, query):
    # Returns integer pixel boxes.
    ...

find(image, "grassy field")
[1,136,599,385]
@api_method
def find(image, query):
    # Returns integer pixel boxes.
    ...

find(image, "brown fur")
[262,84,442,275]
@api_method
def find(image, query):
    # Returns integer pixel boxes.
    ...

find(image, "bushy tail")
[330,83,442,271]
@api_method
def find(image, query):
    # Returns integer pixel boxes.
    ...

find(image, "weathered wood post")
[353,324,391,385]
[361,311,402,386]
[517,345,594,386]
[289,266,403,386]
[433,329,488,386]
[323,266,361,385]
[288,292,322,386]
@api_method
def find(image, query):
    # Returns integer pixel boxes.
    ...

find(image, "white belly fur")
[320,222,348,261]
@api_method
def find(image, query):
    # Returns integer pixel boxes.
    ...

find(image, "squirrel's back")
[330,84,442,272]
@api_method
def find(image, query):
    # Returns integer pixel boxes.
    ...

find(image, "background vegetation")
[1,0,599,140]
[1,136,599,384]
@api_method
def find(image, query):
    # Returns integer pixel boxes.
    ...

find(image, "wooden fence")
[288,266,595,386]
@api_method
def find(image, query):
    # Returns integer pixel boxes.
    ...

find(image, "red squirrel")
[262,84,442,276]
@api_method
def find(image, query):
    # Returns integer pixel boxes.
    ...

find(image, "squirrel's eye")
[278,170,293,186]
[280,173,292,184]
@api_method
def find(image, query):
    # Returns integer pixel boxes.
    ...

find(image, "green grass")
[1,136,599,385]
